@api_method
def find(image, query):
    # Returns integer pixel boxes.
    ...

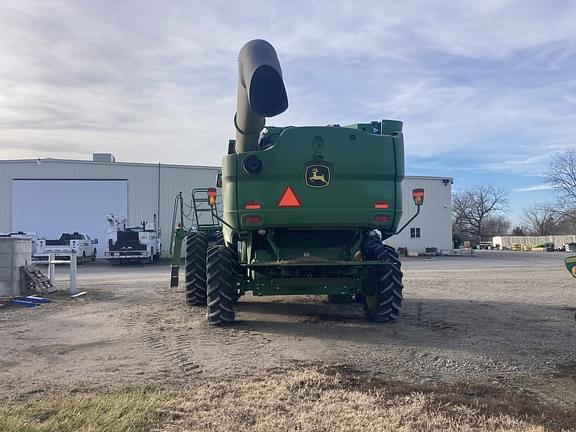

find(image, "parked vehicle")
[105,214,161,263]
[33,232,97,264]
[171,39,423,326]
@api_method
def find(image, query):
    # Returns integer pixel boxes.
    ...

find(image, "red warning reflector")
[244,202,261,210]
[278,187,301,207]
[374,202,389,209]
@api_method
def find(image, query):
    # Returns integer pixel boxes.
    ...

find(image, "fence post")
[69,252,78,295]
[48,253,56,284]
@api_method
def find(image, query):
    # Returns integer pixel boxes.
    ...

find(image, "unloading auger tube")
[234,39,288,153]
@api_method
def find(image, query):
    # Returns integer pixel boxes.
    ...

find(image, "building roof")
[0,158,219,171]
[0,158,452,181]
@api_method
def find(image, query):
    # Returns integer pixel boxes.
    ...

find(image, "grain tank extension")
[182,39,423,325]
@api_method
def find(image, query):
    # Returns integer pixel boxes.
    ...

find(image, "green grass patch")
[0,386,168,432]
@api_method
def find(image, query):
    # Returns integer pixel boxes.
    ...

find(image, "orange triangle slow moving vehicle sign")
[278,186,301,207]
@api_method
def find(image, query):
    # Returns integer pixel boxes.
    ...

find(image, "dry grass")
[0,386,167,432]
[1,368,573,432]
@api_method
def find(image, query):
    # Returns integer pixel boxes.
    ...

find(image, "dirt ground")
[1,250,575,412]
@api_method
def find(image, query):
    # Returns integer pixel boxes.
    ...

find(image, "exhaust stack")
[235,39,288,153]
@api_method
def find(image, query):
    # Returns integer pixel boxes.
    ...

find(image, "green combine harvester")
[170,39,423,325]
[565,256,576,278]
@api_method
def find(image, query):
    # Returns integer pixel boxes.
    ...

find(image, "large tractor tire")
[210,230,224,246]
[185,232,208,306]
[206,245,237,326]
[361,241,403,322]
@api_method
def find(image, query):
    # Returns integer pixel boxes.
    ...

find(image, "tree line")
[452,148,576,246]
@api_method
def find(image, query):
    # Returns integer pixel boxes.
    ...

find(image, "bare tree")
[484,215,511,238]
[556,215,576,234]
[453,184,509,243]
[521,204,557,235]
[546,148,576,219]
[511,226,526,236]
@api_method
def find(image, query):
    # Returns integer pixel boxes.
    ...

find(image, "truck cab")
[33,232,97,264]
[105,214,161,263]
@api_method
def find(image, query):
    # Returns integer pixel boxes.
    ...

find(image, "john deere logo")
[306,165,330,188]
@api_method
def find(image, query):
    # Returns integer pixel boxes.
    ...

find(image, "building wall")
[1,160,453,256]
[0,159,219,256]
[493,235,576,249]
[386,176,453,253]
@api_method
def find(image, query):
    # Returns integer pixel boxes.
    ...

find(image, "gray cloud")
[0,0,575,171]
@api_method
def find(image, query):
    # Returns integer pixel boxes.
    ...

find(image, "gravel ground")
[1,250,575,407]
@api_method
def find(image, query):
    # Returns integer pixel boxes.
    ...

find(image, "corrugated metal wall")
[386,176,453,253]
[0,159,219,256]
[1,160,453,256]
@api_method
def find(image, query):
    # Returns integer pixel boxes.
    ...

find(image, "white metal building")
[387,176,453,254]
[0,156,452,256]
[0,155,219,257]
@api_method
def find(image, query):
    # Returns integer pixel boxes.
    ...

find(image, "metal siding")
[1,160,452,256]
[157,165,219,254]
[386,177,453,253]
[0,160,219,256]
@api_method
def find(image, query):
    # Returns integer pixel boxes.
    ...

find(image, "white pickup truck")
[33,232,98,264]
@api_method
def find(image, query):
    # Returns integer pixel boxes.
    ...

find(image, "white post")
[69,251,78,295]
[48,253,56,284]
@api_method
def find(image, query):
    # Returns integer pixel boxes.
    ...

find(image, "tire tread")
[185,232,208,306]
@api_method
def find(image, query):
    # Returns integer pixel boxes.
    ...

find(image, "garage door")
[12,180,128,257]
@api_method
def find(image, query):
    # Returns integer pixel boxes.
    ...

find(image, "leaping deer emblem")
[308,167,328,185]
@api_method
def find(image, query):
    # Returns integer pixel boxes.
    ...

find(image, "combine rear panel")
[223,124,404,234]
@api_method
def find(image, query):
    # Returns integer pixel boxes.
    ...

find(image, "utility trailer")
[105,214,161,263]
[33,232,97,264]
[173,39,424,325]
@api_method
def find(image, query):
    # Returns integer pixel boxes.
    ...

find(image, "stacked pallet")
[19,266,56,295]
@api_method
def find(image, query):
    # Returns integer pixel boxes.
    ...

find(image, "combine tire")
[206,245,237,326]
[361,241,403,322]
[211,231,224,246]
[185,232,208,306]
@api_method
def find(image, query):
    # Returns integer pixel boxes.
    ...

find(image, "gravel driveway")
[1,250,574,407]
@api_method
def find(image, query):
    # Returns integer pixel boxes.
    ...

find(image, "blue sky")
[1,0,574,223]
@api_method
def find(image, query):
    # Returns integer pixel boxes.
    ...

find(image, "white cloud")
[0,0,575,170]
[514,184,554,192]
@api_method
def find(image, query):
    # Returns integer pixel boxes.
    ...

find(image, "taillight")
[374,202,389,209]
[373,215,390,223]
[207,188,217,206]
[242,215,262,224]
[244,202,261,210]
[412,188,424,206]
